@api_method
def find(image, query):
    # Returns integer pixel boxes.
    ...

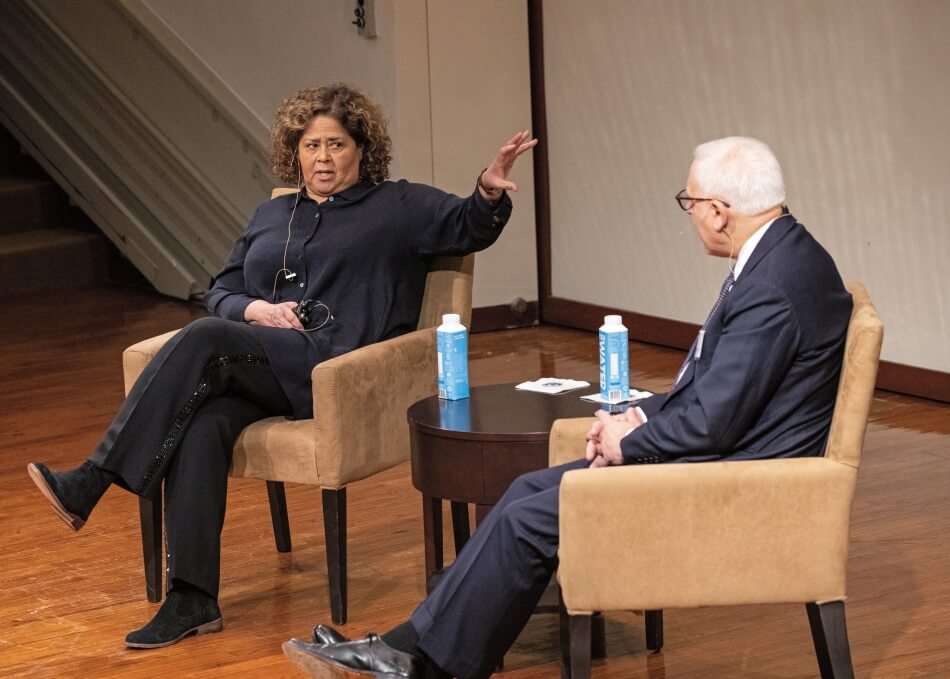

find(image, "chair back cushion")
[417,256,475,329]
[823,282,884,468]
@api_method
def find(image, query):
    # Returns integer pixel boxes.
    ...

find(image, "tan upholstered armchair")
[124,189,474,624]
[550,282,883,679]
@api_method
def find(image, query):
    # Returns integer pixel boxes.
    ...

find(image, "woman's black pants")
[89,317,292,598]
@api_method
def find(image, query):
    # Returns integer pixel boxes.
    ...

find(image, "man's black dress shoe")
[312,624,349,645]
[283,634,421,679]
[27,461,111,531]
[125,589,223,649]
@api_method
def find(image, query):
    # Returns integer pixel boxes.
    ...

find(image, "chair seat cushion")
[231,417,318,485]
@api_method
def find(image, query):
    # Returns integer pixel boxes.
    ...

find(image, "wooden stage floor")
[1,284,947,678]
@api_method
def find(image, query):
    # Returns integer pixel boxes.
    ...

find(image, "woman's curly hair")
[270,83,392,184]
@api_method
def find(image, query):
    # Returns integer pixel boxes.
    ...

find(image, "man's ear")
[712,201,729,231]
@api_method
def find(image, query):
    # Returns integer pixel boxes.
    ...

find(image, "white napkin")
[515,378,591,394]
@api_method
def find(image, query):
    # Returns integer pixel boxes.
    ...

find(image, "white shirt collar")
[732,215,781,279]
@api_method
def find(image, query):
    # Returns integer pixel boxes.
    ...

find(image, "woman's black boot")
[125,585,223,649]
[27,460,113,531]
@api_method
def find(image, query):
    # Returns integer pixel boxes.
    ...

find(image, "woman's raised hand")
[478,130,538,199]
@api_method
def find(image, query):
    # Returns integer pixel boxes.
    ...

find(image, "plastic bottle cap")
[604,314,622,325]
[443,313,460,325]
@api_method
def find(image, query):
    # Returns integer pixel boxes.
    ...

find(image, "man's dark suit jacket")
[623,214,852,464]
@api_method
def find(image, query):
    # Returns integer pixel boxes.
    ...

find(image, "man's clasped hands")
[584,408,645,468]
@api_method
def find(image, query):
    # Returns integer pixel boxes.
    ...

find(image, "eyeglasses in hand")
[294,299,333,332]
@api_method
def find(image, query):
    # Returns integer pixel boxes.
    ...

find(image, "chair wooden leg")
[590,613,606,659]
[138,494,163,603]
[569,614,593,679]
[558,595,571,679]
[322,487,347,625]
[645,609,664,651]
[806,601,855,679]
[558,590,592,679]
[266,481,292,553]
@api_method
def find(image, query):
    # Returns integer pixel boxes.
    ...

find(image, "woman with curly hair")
[27,83,535,649]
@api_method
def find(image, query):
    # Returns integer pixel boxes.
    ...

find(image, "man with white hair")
[283,137,853,679]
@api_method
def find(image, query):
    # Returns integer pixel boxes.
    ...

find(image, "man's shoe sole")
[27,463,84,531]
[125,617,224,649]
[282,639,404,679]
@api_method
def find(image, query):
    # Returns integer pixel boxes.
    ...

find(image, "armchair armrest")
[549,417,596,467]
[122,330,180,396]
[310,327,437,488]
[558,457,858,614]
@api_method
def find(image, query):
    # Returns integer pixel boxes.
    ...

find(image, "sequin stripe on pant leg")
[135,354,270,495]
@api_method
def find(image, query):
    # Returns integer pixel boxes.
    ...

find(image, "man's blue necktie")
[673,271,735,387]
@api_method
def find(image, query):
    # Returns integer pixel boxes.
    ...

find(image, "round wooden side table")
[407,383,602,589]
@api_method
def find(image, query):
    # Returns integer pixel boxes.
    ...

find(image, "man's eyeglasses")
[675,189,730,212]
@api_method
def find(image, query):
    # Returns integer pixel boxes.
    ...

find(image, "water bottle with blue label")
[599,314,629,403]
[437,313,469,400]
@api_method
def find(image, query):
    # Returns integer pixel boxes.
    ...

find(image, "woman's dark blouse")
[204,179,512,419]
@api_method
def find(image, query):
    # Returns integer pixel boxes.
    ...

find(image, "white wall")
[543,0,949,372]
[142,0,537,308]
[426,1,537,307]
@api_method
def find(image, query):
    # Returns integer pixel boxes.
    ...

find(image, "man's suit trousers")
[89,317,292,597]
[411,458,589,679]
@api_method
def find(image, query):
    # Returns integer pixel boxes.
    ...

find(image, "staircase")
[0,127,113,295]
